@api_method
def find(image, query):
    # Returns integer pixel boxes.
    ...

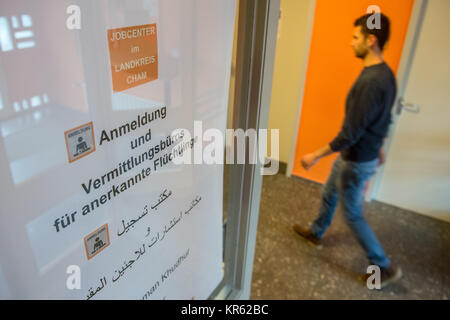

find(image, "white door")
[376,0,450,223]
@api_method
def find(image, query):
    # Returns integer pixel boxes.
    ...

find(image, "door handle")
[397,97,420,114]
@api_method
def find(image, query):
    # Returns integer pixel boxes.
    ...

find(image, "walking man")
[293,13,402,288]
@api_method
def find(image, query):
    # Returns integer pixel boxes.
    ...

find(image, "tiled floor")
[250,173,450,300]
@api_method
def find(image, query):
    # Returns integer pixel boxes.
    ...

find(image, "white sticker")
[84,224,110,260]
[64,122,96,163]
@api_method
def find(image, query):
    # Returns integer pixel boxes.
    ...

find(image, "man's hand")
[378,148,385,167]
[301,144,334,171]
[301,153,319,171]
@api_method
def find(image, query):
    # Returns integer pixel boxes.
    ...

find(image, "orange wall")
[292,0,414,183]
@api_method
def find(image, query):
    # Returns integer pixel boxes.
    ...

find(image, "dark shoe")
[380,264,403,289]
[292,224,323,249]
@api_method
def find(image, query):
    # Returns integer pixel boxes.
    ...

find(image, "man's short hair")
[354,13,391,50]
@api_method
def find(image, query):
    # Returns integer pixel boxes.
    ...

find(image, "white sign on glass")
[0,0,236,299]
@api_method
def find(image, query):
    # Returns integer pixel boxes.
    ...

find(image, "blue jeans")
[311,155,391,268]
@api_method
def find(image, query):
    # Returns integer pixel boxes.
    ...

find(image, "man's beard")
[355,47,368,59]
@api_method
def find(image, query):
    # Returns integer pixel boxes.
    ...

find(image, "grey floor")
[249,173,450,300]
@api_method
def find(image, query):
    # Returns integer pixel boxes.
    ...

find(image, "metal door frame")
[209,0,280,300]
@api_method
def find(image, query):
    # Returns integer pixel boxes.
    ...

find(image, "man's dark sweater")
[329,62,397,162]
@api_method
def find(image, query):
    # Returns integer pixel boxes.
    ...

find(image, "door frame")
[209,0,280,300]
[366,0,428,201]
